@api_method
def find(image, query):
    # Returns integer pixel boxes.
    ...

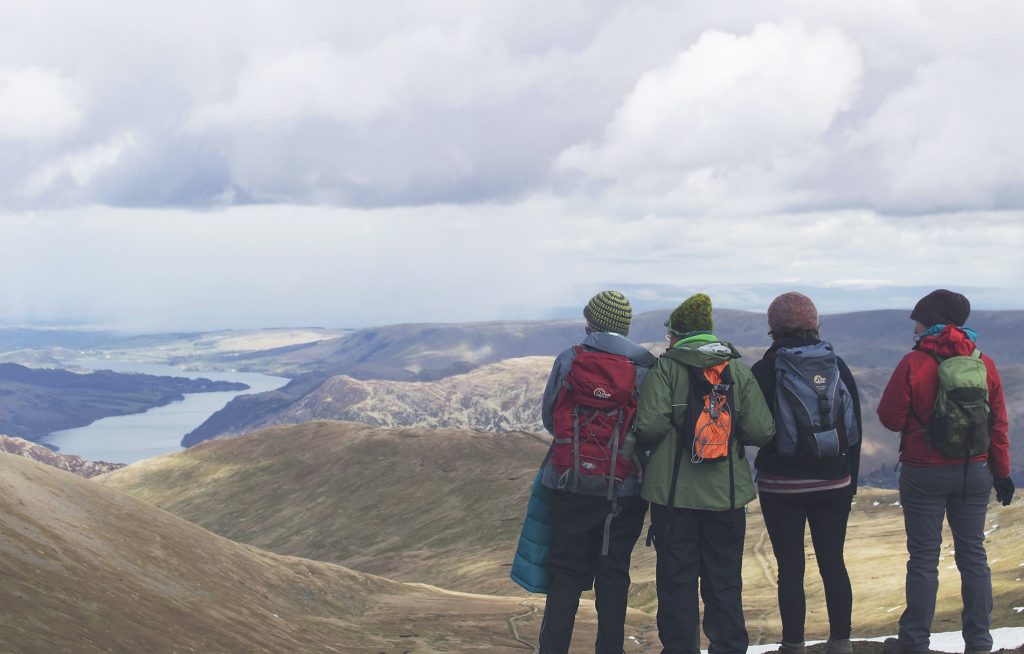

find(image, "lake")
[43,359,288,464]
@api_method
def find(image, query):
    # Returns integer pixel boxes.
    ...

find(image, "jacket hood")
[662,338,740,368]
[917,325,976,358]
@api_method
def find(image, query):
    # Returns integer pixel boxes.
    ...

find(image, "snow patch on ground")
[747,627,1024,654]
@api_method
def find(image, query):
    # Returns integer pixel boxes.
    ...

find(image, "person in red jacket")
[877,289,1013,654]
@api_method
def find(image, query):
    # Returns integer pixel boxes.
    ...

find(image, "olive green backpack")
[927,349,991,459]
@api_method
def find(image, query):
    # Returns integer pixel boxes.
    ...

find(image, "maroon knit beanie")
[910,289,970,327]
[767,292,819,334]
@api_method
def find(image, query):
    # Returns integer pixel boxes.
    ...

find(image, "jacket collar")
[764,335,822,360]
[582,331,658,367]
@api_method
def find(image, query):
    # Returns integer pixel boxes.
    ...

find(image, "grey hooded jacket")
[539,331,658,496]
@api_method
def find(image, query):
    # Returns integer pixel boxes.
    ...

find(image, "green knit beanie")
[583,290,632,335]
[669,293,713,334]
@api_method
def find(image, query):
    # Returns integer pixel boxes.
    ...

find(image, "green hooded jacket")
[636,335,775,511]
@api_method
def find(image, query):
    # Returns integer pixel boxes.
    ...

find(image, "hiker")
[877,289,1013,654]
[536,290,658,654]
[751,292,861,654]
[636,293,775,654]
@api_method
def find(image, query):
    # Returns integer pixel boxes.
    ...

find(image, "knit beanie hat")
[669,293,713,334]
[767,291,819,334]
[910,289,970,327]
[584,290,632,335]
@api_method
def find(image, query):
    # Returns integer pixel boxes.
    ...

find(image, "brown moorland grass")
[1,449,661,653]
[98,421,1024,647]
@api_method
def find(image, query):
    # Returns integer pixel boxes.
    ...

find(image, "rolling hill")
[1,448,651,653]
[99,421,1024,644]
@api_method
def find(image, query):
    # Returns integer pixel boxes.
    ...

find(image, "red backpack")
[550,347,639,496]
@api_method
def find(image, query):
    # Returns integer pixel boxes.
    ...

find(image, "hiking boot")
[882,637,928,654]
[780,641,805,654]
[826,638,852,654]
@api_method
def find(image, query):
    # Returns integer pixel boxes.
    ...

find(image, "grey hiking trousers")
[897,462,993,652]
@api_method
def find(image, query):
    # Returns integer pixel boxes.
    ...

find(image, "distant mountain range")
[184,308,1023,378]
[0,363,247,442]
[182,310,1024,487]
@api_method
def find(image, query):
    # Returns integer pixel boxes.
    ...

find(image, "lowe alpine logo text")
[813,375,827,385]
[593,388,612,399]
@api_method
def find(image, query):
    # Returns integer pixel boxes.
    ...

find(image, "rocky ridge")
[0,434,124,478]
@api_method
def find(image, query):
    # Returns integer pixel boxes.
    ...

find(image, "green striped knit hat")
[584,290,632,335]
[669,293,713,335]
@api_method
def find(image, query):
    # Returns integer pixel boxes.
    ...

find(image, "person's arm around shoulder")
[541,349,574,434]
[877,354,914,433]
[749,357,774,406]
[985,355,1014,505]
[635,357,674,446]
[984,355,1011,479]
[838,356,862,493]
[732,362,775,446]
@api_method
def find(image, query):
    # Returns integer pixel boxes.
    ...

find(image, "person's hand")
[993,477,1015,506]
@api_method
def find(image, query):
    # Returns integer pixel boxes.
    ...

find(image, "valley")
[98,421,1024,646]
[2,312,1022,652]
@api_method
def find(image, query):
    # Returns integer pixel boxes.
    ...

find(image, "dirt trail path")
[750,527,778,645]
[508,602,539,652]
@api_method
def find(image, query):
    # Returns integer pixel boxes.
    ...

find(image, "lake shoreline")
[42,359,289,464]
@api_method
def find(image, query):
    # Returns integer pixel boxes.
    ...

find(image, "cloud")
[23,132,139,197]
[2,3,1024,214]
[0,2,1023,329]
[847,56,1024,212]
[0,68,82,142]
[0,204,1020,330]
[557,22,863,178]
[189,27,544,129]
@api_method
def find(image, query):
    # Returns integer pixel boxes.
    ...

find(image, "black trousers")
[650,503,748,654]
[539,491,647,654]
[759,487,853,643]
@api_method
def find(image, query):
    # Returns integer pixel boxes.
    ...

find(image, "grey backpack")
[773,342,859,458]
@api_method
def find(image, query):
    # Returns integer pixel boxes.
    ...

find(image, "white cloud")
[189,25,546,129]
[0,3,1023,327]
[0,204,1020,330]
[557,22,863,179]
[23,132,139,197]
[0,68,82,142]
[848,56,1024,211]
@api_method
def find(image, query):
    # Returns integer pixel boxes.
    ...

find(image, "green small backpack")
[927,349,991,458]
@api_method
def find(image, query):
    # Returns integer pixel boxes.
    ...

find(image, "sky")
[1,1,1022,331]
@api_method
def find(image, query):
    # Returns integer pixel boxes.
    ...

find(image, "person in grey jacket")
[537,290,657,654]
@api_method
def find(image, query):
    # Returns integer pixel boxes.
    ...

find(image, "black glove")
[994,477,1015,506]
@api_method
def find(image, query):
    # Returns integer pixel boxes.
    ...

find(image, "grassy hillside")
[99,421,1024,645]
[1,449,652,653]
[105,421,550,595]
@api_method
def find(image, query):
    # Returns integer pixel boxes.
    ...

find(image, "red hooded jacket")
[877,325,1011,478]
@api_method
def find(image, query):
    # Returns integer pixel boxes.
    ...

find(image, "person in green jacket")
[637,293,775,654]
